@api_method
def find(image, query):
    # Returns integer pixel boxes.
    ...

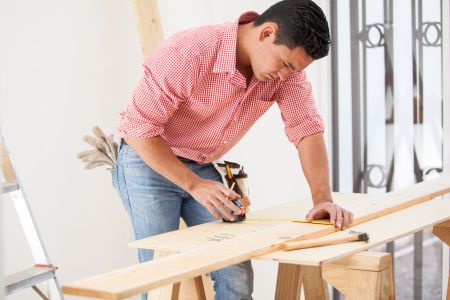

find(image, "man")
[113,0,353,299]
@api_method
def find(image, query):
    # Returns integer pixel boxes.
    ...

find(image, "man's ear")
[258,22,278,42]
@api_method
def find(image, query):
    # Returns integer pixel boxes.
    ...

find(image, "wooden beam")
[274,264,330,300]
[322,252,394,300]
[433,219,450,246]
[274,264,302,300]
[433,220,450,300]
[302,266,329,300]
[62,176,450,299]
[132,0,163,58]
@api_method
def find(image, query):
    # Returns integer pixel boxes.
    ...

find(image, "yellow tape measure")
[245,217,333,225]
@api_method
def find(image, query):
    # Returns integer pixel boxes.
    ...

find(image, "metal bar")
[32,286,50,300]
[384,0,396,269]
[413,1,424,299]
[384,0,394,190]
[361,0,368,193]
[384,0,395,192]
[350,0,362,193]
[331,0,340,193]
[2,182,19,194]
[5,266,56,296]
[414,231,423,300]
[417,0,424,127]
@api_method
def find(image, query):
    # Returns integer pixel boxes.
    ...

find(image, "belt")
[120,138,198,163]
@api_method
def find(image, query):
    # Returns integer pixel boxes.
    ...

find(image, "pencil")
[229,182,236,190]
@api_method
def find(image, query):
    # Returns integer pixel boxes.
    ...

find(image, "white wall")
[0,1,331,299]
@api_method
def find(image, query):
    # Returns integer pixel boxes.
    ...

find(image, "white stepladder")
[1,134,64,300]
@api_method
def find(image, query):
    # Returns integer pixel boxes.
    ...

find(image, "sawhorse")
[151,250,395,300]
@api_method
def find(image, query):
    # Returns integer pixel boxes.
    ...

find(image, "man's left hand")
[305,202,353,230]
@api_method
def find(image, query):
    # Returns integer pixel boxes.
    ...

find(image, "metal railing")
[330,0,446,299]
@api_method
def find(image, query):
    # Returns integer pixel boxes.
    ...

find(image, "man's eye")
[283,61,293,70]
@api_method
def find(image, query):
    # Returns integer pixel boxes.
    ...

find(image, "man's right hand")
[188,178,243,221]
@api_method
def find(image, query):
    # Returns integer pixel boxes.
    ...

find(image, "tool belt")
[212,160,249,199]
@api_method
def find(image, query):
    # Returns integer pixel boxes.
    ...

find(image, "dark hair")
[253,0,331,60]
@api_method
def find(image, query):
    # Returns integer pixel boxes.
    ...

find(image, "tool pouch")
[212,160,249,199]
[212,160,249,222]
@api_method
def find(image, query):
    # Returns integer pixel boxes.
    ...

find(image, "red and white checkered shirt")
[118,12,324,163]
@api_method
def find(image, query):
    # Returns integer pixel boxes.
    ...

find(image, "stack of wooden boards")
[62,175,450,299]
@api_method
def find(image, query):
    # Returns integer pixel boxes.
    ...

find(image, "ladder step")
[2,182,19,194]
[4,265,57,295]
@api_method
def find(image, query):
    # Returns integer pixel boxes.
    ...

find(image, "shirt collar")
[213,11,259,75]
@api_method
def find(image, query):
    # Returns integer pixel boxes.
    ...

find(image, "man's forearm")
[124,136,200,193]
[297,132,332,205]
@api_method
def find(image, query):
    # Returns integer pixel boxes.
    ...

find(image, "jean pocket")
[122,146,147,167]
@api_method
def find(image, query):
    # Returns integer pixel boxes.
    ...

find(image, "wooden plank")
[323,252,391,272]
[62,222,324,299]
[132,0,163,59]
[62,176,450,299]
[260,194,450,265]
[129,193,369,252]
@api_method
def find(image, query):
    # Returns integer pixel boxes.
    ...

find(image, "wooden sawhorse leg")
[322,252,395,300]
[433,219,450,300]
[147,250,214,300]
[275,264,329,300]
[274,251,395,300]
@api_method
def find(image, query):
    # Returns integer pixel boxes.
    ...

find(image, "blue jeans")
[112,143,253,300]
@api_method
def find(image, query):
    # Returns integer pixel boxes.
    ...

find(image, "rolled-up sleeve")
[117,43,198,139]
[275,71,324,147]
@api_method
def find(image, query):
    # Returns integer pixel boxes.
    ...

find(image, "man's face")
[251,24,314,81]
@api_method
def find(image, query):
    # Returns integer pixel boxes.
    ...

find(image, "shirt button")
[223,140,228,144]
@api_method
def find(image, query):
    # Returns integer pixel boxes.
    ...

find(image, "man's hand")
[239,196,251,209]
[305,202,353,230]
[188,178,243,221]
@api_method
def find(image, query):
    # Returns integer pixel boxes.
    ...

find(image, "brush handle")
[282,235,359,251]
